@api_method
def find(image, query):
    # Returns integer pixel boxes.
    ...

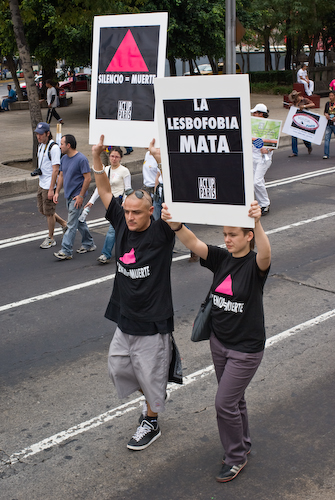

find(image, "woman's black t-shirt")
[201,245,270,353]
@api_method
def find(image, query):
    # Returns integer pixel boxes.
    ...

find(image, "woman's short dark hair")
[110,146,123,158]
[63,134,76,149]
[241,228,255,250]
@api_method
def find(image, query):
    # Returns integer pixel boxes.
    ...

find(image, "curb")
[0,157,145,199]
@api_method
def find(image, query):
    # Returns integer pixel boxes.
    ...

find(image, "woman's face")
[223,226,253,257]
[109,150,122,167]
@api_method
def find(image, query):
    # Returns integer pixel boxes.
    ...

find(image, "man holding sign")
[92,135,176,451]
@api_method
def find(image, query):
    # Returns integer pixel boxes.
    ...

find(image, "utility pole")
[225,0,236,74]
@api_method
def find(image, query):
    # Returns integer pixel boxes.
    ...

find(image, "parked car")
[20,75,43,99]
[184,63,242,76]
[184,64,213,76]
[58,73,91,91]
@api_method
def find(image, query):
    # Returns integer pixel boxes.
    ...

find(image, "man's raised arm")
[92,134,113,210]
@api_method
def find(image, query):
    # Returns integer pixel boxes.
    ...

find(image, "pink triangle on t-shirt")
[106,30,149,73]
[215,274,233,296]
[120,248,136,264]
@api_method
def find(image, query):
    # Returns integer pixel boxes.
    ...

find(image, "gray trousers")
[210,333,264,466]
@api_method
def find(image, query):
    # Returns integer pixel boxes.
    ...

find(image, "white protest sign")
[89,12,168,147]
[154,74,254,227]
[282,106,327,145]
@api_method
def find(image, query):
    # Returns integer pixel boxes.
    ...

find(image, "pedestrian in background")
[46,80,63,125]
[34,122,67,248]
[323,91,335,159]
[53,134,96,260]
[288,90,315,157]
[84,147,132,264]
[251,103,273,216]
[1,84,17,110]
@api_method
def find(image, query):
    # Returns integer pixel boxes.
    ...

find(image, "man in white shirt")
[46,80,63,124]
[297,64,314,96]
[34,122,67,248]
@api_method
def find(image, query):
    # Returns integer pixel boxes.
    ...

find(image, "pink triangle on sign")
[215,274,233,296]
[120,248,136,265]
[106,30,149,73]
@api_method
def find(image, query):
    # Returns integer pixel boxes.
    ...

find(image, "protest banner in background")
[89,13,168,146]
[282,106,327,145]
[154,74,255,227]
[251,117,282,149]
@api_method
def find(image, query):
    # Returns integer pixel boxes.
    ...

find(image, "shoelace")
[132,421,153,442]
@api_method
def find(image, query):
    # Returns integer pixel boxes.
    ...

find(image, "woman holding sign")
[150,139,271,483]
[161,200,271,483]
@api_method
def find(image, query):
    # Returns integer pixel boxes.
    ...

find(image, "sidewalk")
[0,90,328,198]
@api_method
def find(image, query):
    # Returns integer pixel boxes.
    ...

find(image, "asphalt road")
[1,144,335,500]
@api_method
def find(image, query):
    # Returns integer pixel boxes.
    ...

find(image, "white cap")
[250,103,268,114]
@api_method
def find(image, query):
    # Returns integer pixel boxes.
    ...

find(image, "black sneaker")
[215,460,247,482]
[261,206,270,216]
[127,420,161,451]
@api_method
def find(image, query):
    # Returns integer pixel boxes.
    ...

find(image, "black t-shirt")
[201,245,270,353]
[104,197,175,335]
[324,101,335,126]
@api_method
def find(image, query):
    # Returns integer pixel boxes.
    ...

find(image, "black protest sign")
[163,97,245,205]
[96,26,159,121]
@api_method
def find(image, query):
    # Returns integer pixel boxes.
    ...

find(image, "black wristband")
[174,223,183,232]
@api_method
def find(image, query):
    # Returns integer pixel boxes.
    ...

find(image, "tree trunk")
[6,54,24,101]
[285,36,292,70]
[168,56,176,76]
[264,29,272,72]
[239,43,245,73]
[207,55,218,74]
[8,0,43,168]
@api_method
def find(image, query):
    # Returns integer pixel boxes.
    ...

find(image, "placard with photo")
[282,106,327,145]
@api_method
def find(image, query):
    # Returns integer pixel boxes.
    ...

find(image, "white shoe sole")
[127,430,161,451]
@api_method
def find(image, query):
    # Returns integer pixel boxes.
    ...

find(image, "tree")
[8,0,43,167]
[141,0,226,75]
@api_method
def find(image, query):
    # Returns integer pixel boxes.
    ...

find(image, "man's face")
[36,132,49,144]
[330,93,335,103]
[60,137,69,155]
[252,111,263,117]
[123,194,153,232]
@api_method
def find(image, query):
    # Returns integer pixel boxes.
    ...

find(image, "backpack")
[38,140,58,161]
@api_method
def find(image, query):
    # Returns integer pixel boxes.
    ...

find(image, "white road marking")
[1,167,335,250]
[5,309,335,465]
[1,211,335,313]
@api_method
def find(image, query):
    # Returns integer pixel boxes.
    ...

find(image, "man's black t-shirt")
[201,245,270,353]
[104,197,175,335]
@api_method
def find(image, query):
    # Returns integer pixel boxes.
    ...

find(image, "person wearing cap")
[34,122,67,249]
[287,90,315,157]
[297,63,314,96]
[251,103,272,216]
[53,134,96,260]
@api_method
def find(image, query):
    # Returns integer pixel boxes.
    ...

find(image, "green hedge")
[248,70,294,85]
